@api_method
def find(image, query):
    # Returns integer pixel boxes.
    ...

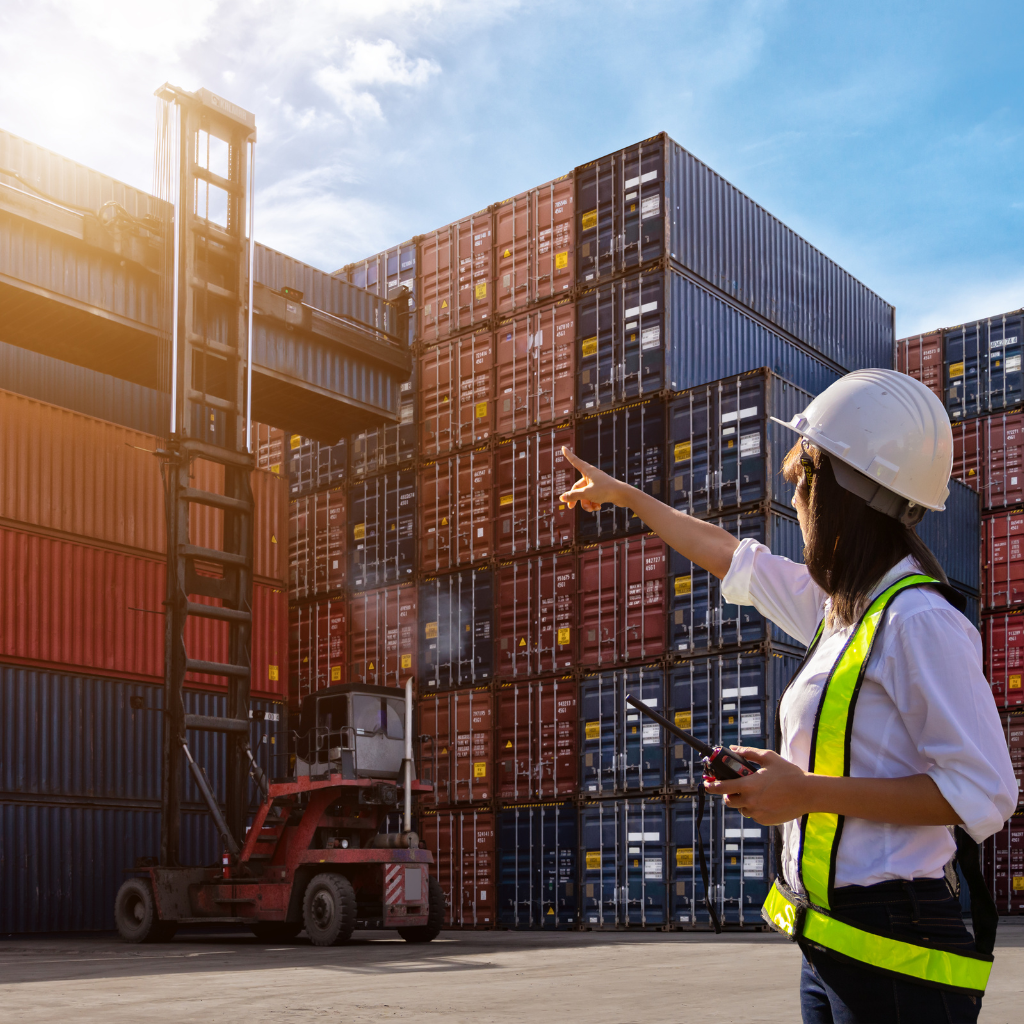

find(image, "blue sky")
[2,0,1022,336]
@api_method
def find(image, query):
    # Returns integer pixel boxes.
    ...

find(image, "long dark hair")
[783,441,948,627]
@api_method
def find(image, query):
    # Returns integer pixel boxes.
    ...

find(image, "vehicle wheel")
[250,921,302,943]
[398,876,445,943]
[115,878,175,943]
[302,873,356,946]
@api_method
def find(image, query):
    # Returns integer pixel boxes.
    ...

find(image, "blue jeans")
[797,879,983,1024]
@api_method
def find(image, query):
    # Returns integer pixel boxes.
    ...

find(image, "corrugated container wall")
[896,331,944,403]
[348,584,417,688]
[419,448,494,572]
[348,469,416,591]
[418,568,494,691]
[341,238,417,347]
[287,434,346,498]
[420,808,496,928]
[984,612,1024,708]
[945,312,1024,421]
[953,413,1024,512]
[289,597,346,704]
[915,479,980,596]
[289,488,345,600]
[417,687,494,808]
[982,510,1024,611]
[420,330,495,456]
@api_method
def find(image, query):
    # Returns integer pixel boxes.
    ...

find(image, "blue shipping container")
[497,803,578,929]
[342,239,417,348]
[418,568,494,690]
[350,361,418,479]
[945,312,1024,421]
[288,434,347,498]
[348,468,417,591]
[916,477,980,595]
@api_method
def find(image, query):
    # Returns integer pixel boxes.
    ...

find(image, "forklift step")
[182,487,253,513]
[186,601,252,624]
[184,658,249,679]
[184,712,249,733]
[181,544,250,568]
[246,853,272,861]
[179,437,254,469]
[213,897,257,904]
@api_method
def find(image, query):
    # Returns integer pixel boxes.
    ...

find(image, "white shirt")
[721,539,1017,891]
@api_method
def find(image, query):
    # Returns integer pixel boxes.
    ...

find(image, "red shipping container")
[953,414,1024,510]
[417,687,493,808]
[983,612,1024,707]
[495,425,575,556]
[496,675,578,801]
[419,448,494,572]
[419,211,493,344]
[578,534,667,666]
[289,597,346,703]
[982,509,1024,610]
[896,331,944,402]
[495,552,576,678]
[951,418,982,496]
[348,583,417,688]
[983,817,1024,914]
[495,299,576,434]
[420,808,496,928]
[289,487,345,600]
[420,330,495,456]
[493,175,574,315]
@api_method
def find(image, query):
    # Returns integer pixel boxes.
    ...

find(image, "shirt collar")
[820,554,922,638]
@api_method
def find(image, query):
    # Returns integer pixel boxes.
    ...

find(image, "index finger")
[704,775,755,797]
[562,446,598,476]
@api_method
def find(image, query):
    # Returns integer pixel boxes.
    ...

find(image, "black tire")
[114,878,176,944]
[302,873,356,946]
[398,876,445,943]
[250,921,302,943]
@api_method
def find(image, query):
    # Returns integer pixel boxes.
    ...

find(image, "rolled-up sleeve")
[883,608,1018,842]
[721,538,826,647]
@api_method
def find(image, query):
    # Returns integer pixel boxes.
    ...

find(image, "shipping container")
[420,808,496,928]
[419,448,494,572]
[420,329,495,456]
[497,802,578,928]
[254,422,286,475]
[575,132,893,372]
[576,268,846,411]
[983,612,1024,708]
[1001,712,1024,810]
[911,483,980,597]
[349,366,417,478]
[418,568,494,691]
[286,433,347,498]
[896,331,944,403]
[495,553,576,679]
[945,312,1024,421]
[419,210,493,343]
[493,175,574,315]
[953,413,1024,511]
[348,584,417,688]
[288,487,346,600]
[579,797,669,928]
[494,425,575,556]
[341,238,417,346]
[289,597,346,704]
[348,468,417,591]
[496,676,578,802]
[981,509,1024,611]
[578,534,667,666]
[580,664,665,795]
[417,687,494,808]
[576,398,664,541]
[495,299,575,434]
[668,508,805,654]
[667,369,810,519]
[982,813,1024,914]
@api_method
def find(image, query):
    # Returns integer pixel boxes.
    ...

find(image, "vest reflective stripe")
[761,574,995,994]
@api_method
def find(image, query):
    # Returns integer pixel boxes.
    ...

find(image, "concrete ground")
[0,922,1022,1023]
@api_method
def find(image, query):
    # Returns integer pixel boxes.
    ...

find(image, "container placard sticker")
[674,575,692,596]
[473,762,487,778]
[743,855,765,878]
[676,848,694,867]
[741,712,762,734]
[641,325,661,350]
[353,523,366,541]
[586,851,601,870]
[557,627,571,645]
[642,723,660,743]
[641,195,660,220]
[581,210,597,231]
[555,251,569,269]
[585,721,600,740]
[949,361,965,379]
[425,622,439,639]
[674,441,691,463]
[401,654,412,669]
[581,336,598,358]
[675,711,692,730]
[644,857,663,879]
[740,432,761,458]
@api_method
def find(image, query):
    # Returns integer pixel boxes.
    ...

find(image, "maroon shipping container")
[289,487,345,601]
[1003,712,1024,809]
[896,331,944,402]
[495,299,576,435]
[420,809,496,928]
[419,448,494,572]
[983,612,1024,707]
[289,596,346,704]
[952,418,982,496]
[419,211,493,343]
[495,552,576,679]
[953,414,1024,510]
[982,509,1024,610]
[982,815,1024,914]
[417,687,494,808]
[494,425,575,557]
[493,175,574,315]
[578,534,667,666]
[348,583,417,688]
[255,422,286,475]
[496,675,578,801]
[420,330,495,456]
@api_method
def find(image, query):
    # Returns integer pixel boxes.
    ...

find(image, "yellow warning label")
[401,654,412,669]
[949,361,965,379]
[270,464,280,475]
[555,251,568,270]
[581,337,598,358]
[440,747,448,755]
[441,517,448,526]
[268,665,279,681]
[475,282,487,300]
[353,523,366,541]
[519,637,527,647]
[506,740,513,748]
[674,441,692,463]
[1011,675,1022,689]
[633,859,639,867]
[675,711,692,730]
[425,622,439,639]
[500,494,514,506]
[441,299,448,309]
[271,534,277,544]
[557,627,571,645]
[586,851,601,870]
[331,666,341,681]
[290,434,301,449]
[676,848,694,868]
[585,721,600,740]
[1014,876,1024,891]
[731,856,737,865]
[368,662,375,671]
[581,210,598,231]
[547,907,555,915]
[473,762,487,778]
[503,248,512,258]
[476,401,488,418]
[675,576,692,596]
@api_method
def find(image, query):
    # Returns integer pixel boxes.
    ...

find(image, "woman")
[560,369,1016,1024]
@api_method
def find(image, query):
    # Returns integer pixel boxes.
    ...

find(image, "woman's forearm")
[800,772,961,827]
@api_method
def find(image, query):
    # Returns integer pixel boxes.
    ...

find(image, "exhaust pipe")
[403,678,413,835]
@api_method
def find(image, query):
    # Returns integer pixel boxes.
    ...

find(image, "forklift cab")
[293,683,407,780]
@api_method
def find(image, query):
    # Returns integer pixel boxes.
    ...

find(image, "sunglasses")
[799,439,815,491]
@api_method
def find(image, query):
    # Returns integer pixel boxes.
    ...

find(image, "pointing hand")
[559,447,628,513]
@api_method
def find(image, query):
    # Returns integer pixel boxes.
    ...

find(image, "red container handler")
[982,508,1024,610]
[419,808,496,928]
[288,487,345,601]
[493,174,574,315]
[982,814,1024,914]
[348,583,417,688]
[496,675,578,802]
[419,329,495,456]
[495,551,576,679]
[419,447,494,572]
[419,210,493,344]
[896,331,944,403]
[578,533,668,666]
[494,424,575,557]
[495,299,576,435]
[289,596,346,704]
[417,686,494,808]
[983,611,1024,707]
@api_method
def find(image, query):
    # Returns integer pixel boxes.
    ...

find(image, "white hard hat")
[771,368,953,516]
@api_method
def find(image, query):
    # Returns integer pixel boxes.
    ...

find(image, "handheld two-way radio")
[625,694,760,933]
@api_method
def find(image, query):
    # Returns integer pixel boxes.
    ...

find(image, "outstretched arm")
[559,447,740,580]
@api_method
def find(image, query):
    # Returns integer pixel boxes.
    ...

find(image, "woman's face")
[792,479,811,544]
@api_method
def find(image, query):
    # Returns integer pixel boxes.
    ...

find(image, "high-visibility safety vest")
[761,574,994,996]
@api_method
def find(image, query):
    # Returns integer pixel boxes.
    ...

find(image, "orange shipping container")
[419,330,495,457]
[348,584,417,688]
[419,448,494,572]
[417,687,494,808]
